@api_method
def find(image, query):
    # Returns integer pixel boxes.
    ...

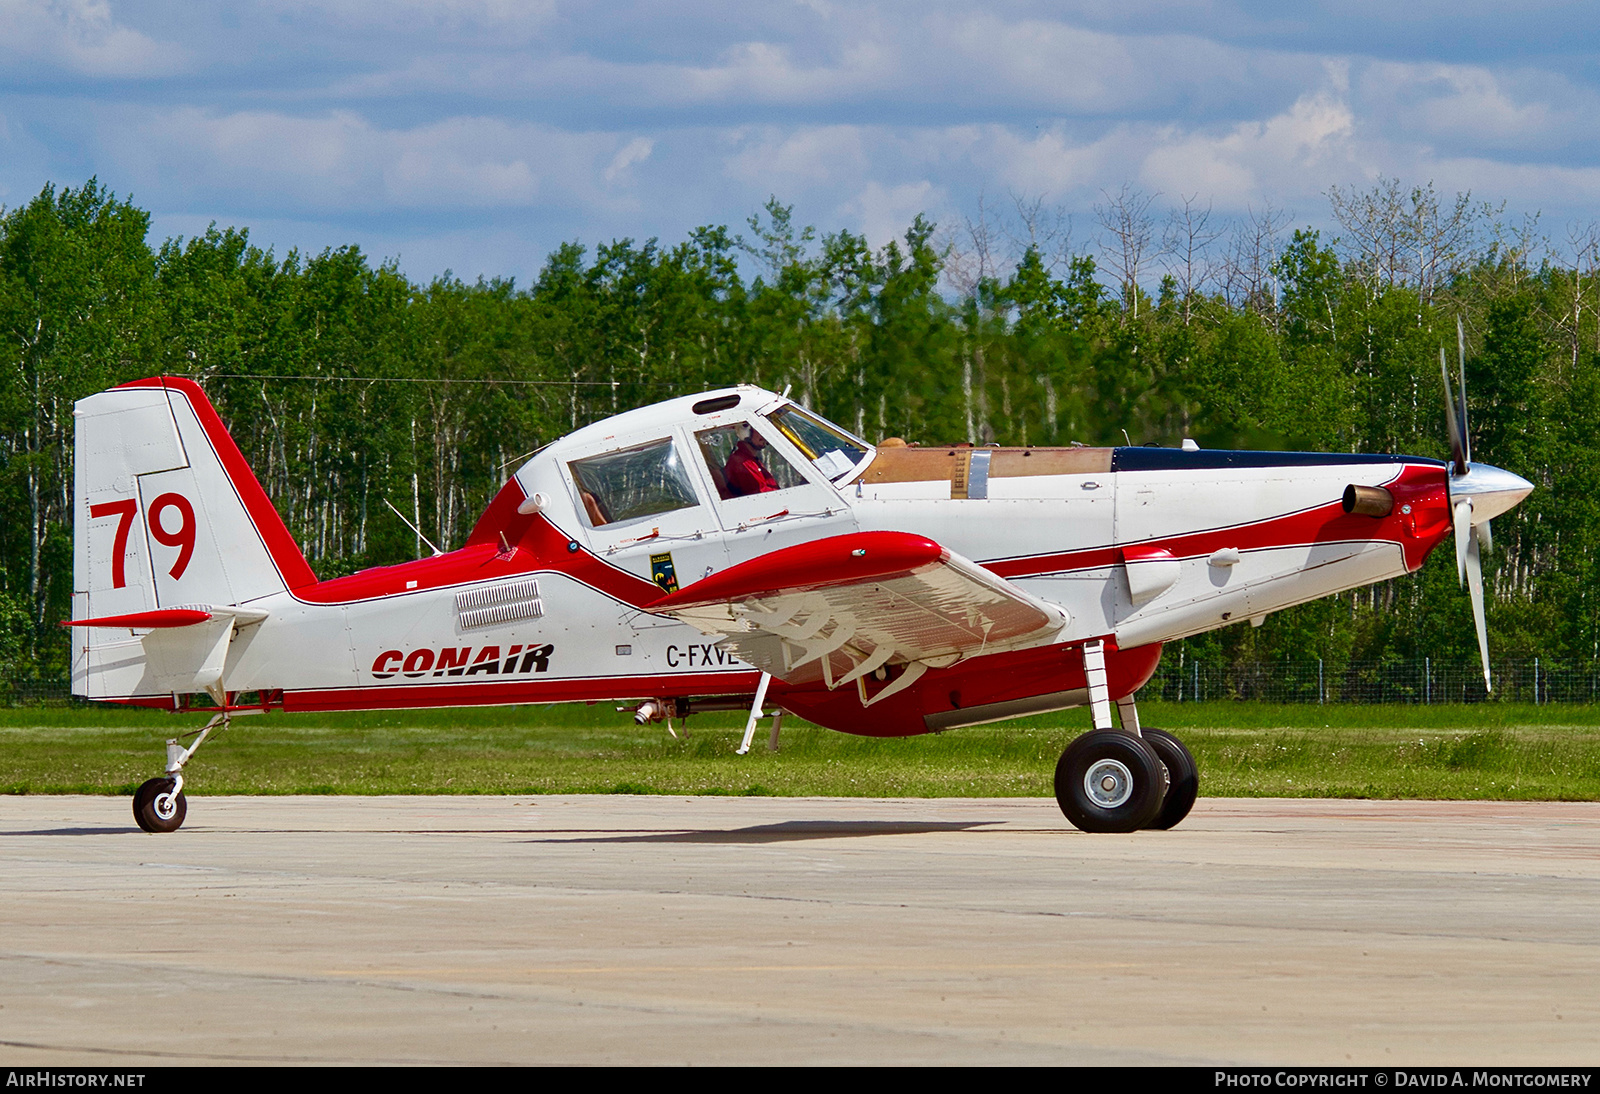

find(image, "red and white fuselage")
[72,378,1523,737]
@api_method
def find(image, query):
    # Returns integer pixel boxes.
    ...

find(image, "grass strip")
[2,701,1600,800]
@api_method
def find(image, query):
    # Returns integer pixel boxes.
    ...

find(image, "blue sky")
[3,0,1598,286]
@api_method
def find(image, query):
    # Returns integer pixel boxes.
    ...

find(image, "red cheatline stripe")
[986,463,1449,578]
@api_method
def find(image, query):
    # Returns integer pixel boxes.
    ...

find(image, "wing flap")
[650,532,1067,687]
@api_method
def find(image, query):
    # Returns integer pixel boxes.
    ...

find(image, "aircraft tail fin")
[71,377,316,699]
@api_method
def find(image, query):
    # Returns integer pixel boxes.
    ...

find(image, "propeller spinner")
[1441,317,1533,693]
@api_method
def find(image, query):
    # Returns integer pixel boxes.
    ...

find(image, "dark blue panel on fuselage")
[1110,448,1446,472]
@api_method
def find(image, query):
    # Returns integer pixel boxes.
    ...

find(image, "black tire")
[1054,729,1167,833]
[131,778,160,832]
[1141,728,1198,830]
[133,777,186,833]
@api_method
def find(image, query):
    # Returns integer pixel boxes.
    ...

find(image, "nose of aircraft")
[1448,462,1534,524]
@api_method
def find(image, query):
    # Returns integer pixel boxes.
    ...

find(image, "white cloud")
[726,98,1355,242]
[1412,74,1550,140]
[0,0,184,76]
[1140,89,1356,204]
[602,137,653,184]
[723,125,869,189]
[843,179,943,248]
[677,40,871,102]
[259,0,558,43]
[359,33,905,108]
[99,107,651,212]
[927,13,1161,113]
[983,125,1119,196]
[310,5,1309,121]
[1355,61,1599,153]
[1376,155,1600,218]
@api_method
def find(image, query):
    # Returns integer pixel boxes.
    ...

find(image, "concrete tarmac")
[2,794,1598,1066]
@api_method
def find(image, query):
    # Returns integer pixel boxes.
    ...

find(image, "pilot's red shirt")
[725,440,779,495]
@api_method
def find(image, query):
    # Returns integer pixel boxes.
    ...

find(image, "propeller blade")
[1441,319,1506,694]
[1441,348,1467,477]
[1456,316,1472,467]
[1465,527,1491,693]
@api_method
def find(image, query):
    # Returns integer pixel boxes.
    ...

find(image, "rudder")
[72,377,316,699]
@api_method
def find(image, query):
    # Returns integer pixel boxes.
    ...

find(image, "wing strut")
[736,672,773,756]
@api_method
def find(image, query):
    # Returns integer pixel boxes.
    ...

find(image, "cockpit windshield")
[767,405,870,481]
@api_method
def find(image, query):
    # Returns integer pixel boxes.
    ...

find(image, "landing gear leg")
[1084,640,1116,731]
[1115,695,1141,735]
[132,709,261,833]
[1054,643,1168,833]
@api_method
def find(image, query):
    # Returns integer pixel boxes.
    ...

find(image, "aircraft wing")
[649,531,1068,701]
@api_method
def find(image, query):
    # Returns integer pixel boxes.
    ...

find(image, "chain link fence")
[0,680,77,706]
[6,659,1600,707]
[1147,658,1600,704]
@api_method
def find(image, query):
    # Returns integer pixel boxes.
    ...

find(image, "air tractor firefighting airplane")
[71,343,1530,835]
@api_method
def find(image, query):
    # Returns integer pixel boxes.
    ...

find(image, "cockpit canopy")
[525,387,872,532]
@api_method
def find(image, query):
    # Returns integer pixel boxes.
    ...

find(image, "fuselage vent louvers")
[457,579,543,630]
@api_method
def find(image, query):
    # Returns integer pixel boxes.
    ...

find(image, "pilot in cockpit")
[724,422,779,495]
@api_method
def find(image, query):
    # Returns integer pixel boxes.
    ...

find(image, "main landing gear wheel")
[1054,729,1167,833]
[133,777,187,833]
[1140,728,1198,830]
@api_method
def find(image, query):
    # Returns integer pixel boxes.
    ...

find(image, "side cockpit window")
[695,424,808,499]
[568,439,699,527]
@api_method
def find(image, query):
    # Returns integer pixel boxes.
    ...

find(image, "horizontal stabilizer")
[64,609,215,629]
[64,604,270,630]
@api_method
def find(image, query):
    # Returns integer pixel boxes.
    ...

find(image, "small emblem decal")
[650,551,679,594]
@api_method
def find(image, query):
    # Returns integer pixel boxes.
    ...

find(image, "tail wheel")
[1141,728,1198,830]
[1054,729,1167,833]
[133,778,187,834]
